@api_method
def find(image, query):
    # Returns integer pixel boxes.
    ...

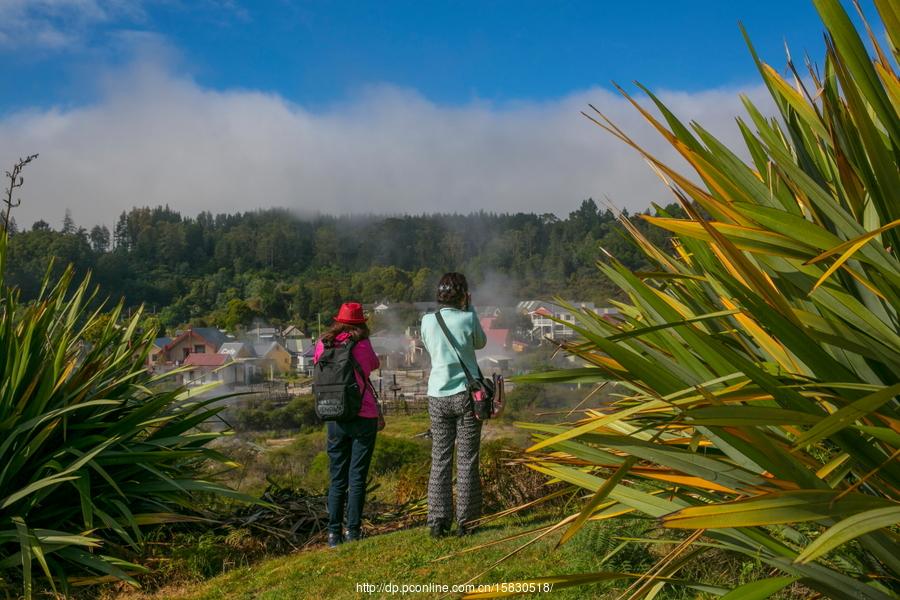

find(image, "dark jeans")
[326,417,378,534]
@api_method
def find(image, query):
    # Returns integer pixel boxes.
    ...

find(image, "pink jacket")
[313,333,380,418]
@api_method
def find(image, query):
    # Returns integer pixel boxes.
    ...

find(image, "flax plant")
[480,1,900,598]
[0,161,244,597]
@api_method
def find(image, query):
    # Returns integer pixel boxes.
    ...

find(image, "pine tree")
[113,211,129,251]
[62,209,75,235]
[61,208,76,235]
[89,225,111,253]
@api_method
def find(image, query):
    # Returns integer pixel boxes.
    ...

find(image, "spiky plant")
[0,160,244,597]
[484,1,900,599]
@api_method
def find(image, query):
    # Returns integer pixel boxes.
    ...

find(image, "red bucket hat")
[334,302,367,324]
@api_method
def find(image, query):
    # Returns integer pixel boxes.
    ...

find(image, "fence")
[375,369,429,415]
[380,394,429,415]
[241,382,292,407]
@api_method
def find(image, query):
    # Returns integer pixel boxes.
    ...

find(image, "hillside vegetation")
[5,201,680,330]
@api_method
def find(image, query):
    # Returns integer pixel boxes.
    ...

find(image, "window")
[194,344,205,353]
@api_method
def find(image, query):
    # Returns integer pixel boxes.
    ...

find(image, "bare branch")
[2,153,38,232]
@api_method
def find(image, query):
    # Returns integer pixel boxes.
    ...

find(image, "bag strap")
[434,310,481,385]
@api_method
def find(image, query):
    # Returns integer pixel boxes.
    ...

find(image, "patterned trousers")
[427,391,483,527]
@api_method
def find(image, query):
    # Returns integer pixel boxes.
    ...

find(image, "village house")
[480,316,510,349]
[284,337,315,373]
[300,345,316,376]
[218,341,259,383]
[363,301,391,315]
[219,341,255,359]
[370,334,419,369]
[281,325,304,339]
[476,305,502,318]
[160,327,232,364]
[517,300,619,341]
[247,326,281,343]
[147,336,171,367]
[176,352,245,387]
[253,341,292,376]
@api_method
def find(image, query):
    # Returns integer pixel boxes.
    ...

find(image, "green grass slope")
[133,513,662,600]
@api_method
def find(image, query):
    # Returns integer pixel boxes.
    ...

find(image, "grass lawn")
[380,412,529,444]
[130,511,668,600]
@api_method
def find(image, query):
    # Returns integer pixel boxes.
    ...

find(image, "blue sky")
[1,0,837,113]
[0,1,881,225]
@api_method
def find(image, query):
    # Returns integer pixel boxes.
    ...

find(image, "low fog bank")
[0,49,773,229]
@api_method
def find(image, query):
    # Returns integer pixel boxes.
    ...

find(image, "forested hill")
[4,199,680,330]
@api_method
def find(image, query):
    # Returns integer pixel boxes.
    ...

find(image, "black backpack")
[313,340,367,421]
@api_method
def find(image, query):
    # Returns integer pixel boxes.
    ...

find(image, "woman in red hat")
[313,301,384,547]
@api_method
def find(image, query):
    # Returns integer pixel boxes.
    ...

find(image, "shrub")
[0,163,244,597]
[369,435,430,477]
[514,1,900,598]
[305,451,331,492]
[232,395,320,433]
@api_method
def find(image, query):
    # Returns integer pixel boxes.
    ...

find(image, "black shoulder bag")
[434,311,503,420]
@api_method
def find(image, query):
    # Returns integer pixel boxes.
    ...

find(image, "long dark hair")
[321,322,370,346]
[436,272,469,308]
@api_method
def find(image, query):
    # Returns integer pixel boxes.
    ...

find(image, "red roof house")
[479,317,509,349]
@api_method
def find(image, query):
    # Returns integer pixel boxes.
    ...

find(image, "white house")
[284,337,316,374]
[180,352,245,386]
[219,342,259,383]
[517,300,619,341]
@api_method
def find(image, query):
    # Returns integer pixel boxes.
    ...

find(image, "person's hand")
[377,414,386,431]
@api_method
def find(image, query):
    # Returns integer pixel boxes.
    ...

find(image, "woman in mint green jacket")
[420,272,486,538]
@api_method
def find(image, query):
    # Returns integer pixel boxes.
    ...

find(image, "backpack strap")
[434,310,481,385]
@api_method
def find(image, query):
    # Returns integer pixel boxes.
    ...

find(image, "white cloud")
[0,55,774,229]
[0,0,145,49]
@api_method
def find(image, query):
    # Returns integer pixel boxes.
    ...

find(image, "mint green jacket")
[421,307,487,397]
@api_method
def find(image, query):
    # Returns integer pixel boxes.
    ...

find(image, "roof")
[282,325,304,337]
[480,318,508,347]
[183,353,231,367]
[192,327,231,348]
[153,336,172,348]
[248,327,279,336]
[164,327,232,353]
[284,338,312,353]
[219,341,256,357]
[518,300,600,316]
[253,341,287,357]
